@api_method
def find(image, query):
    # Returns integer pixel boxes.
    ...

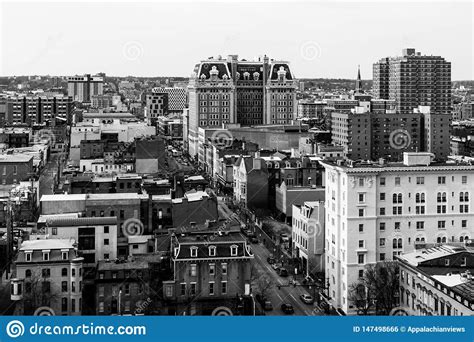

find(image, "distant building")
[143,93,168,125]
[233,156,269,209]
[11,239,84,316]
[68,74,104,103]
[373,49,451,115]
[135,137,166,174]
[187,55,298,156]
[292,201,325,276]
[0,153,34,186]
[397,244,474,316]
[91,94,113,109]
[4,94,72,125]
[152,87,187,113]
[297,101,326,119]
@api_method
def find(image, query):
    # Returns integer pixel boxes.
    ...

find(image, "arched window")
[465,192,469,202]
[398,238,403,249]
[398,194,403,203]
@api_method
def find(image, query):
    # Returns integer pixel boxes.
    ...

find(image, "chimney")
[254,151,261,158]
[253,158,262,170]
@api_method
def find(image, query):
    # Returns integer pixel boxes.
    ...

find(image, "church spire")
[355,65,362,93]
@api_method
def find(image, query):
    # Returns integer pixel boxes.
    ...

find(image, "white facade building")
[321,153,474,314]
[292,201,325,276]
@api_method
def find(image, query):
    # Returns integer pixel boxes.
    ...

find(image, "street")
[217,197,324,316]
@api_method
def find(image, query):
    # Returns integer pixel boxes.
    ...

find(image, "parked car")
[271,263,281,270]
[278,267,289,277]
[256,295,273,311]
[300,294,314,304]
[280,303,294,314]
[249,236,259,244]
[267,256,276,264]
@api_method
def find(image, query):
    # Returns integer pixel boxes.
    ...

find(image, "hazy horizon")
[1,1,473,80]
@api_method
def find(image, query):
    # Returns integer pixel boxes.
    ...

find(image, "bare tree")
[21,271,60,315]
[348,261,399,315]
[255,275,274,299]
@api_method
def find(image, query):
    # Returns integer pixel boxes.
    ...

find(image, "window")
[379,222,386,231]
[98,286,104,297]
[71,299,76,313]
[380,193,386,201]
[221,281,227,295]
[42,268,50,278]
[380,238,385,246]
[438,176,446,184]
[190,264,197,277]
[61,281,68,292]
[221,263,227,275]
[462,220,467,228]
[380,177,386,186]
[104,239,109,246]
[190,247,198,258]
[358,193,365,203]
[209,264,215,276]
[445,259,450,266]
[394,222,400,230]
[25,269,31,278]
[380,253,385,261]
[380,208,386,216]
[393,193,402,203]
[358,254,365,264]
[42,251,50,261]
[209,282,215,295]
[190,283,197,296]
[104,226,109,234]
[358,240,364,248]
[462,176,467,184]
[61,251,68,260]
[62,298,68,312]
[438,221,446,229]
[416,177,424,185]
[61,268,67,277]
[180,283,186,296]
[230,245,238,256]
[395,177,400,186]
[393,206,402,215]
[358,224,364,232]
[358,270,364,278]
[52,227,58,235]
[358,209,364,217]
[416,221,425,230]
[25,252,32,262]
[208,246,216,257]
[358,178,364,187]
[119,210,124,219]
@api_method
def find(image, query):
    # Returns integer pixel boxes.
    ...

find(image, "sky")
[0,1,473,80]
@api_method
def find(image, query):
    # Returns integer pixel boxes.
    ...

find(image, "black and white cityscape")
[0,1,473,317]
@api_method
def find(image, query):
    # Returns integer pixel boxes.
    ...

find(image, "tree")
[348,261,399,315]
[250,263,274,299]
[20,271,60,315]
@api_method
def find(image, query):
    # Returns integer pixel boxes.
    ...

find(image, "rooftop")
[20,239,75,251]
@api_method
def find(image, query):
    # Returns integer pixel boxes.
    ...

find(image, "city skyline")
[1,1,472,80]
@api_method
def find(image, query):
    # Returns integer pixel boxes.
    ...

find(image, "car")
[278,267,289,277]
[300,294,314,304]
[280,303,294,314]
[267,256,276,264]
[249,236,259,244]
[280,233,290,242]
[256,295,273,311]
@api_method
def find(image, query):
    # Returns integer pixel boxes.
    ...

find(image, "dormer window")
[61,251,68,260]
[285,162,291,168]
[230,245,238,257]
[275,163,280,169]
[190,247,198,258]
[253,72,260,81]
[42,250,50,261]
[296,162,302,168]
[243,72,250,80]
[25,251,32,262]
[200,73,207,80]
[209,246,216,257]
